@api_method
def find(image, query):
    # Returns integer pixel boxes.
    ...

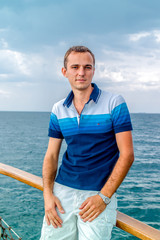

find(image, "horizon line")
[0,110,160,114]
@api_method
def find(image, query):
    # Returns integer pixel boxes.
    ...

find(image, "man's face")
[62,51,95,91]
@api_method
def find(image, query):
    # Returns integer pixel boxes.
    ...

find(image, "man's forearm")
[42,154,65,228]
[42,154,58,197]
[100,152,134,198]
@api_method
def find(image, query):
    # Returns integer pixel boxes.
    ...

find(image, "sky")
[0,0,160,113]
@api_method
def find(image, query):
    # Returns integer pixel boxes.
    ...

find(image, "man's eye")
[85,66,92,69]
[72,66,78,69]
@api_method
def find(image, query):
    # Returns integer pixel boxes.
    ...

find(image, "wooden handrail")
[0,162,160,240]
[0,163,43,191]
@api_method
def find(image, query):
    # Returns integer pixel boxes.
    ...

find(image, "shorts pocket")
[105,208,117,226]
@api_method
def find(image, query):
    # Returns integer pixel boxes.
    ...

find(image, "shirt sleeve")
[111,95,133,134]
[48,105,64,139]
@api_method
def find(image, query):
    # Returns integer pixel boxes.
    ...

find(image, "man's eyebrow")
[85,64,93,67]
[70,64,79,66]
[70,64,93,67]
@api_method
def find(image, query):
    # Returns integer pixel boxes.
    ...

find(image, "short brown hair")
[64,46,95,69]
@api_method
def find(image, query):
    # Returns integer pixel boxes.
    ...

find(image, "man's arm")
[79,131,134,222]
[42,137,65,228]
[100,131,134,197]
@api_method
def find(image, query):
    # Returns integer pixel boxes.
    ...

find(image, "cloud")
[129,32,151,41]
[94,43,160,92]
[0,40,64,84]
[1,0,160,53]
[0,89,10,97]
[129,30,160,43]
[153,30,160,42]
[0,28,8,33]
[1,0,160,113]
[1,30,160,100]
[0,48,31,79]
[0,38,8,48]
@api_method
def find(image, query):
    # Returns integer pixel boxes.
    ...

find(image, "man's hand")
[44,193,65,228]
[79,195,106,222]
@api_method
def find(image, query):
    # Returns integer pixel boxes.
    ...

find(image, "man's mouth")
[76,79,85,82]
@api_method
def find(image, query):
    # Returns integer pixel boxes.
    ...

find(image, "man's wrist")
[98,192,111,205]
[43,188,54,197]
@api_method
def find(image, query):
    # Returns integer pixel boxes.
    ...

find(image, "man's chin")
[74,82,92,91]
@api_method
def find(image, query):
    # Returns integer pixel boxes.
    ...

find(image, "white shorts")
[40,182,117,240]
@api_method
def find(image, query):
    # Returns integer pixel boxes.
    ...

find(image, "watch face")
[99,192,110,205]
[104,198,110,204]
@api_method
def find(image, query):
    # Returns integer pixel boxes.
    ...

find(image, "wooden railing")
[0,162,160,240]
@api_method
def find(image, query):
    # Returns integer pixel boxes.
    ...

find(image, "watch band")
[98,192,111,205]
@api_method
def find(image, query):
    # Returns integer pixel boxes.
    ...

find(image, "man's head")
[64,46,95,69]
[62,46,95,92]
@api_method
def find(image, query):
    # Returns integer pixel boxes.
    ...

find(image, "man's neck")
[73,85,93,115]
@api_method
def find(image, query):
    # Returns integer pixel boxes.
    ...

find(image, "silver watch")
[98,192,111,205]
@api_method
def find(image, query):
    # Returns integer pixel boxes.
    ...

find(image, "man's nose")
[78,66,85,76]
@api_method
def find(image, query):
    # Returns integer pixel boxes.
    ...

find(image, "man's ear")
[61,67,67,77]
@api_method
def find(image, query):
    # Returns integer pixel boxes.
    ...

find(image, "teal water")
[0,112,160,239]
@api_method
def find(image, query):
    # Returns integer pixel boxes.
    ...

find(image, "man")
[40,46,134,240]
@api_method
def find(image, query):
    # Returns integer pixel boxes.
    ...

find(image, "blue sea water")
[0,111,160,239]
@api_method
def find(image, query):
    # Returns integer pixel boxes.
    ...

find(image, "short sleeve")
[111,95,133,134]
[48,105,64,139]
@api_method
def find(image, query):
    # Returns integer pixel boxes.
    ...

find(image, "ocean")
[0,111,160,239]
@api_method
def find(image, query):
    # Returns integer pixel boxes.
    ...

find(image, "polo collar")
[63,83,101,108]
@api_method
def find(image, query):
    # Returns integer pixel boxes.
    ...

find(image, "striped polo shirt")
[48,83,132,191]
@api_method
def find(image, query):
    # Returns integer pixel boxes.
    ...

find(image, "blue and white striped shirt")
[48,83,132,191]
